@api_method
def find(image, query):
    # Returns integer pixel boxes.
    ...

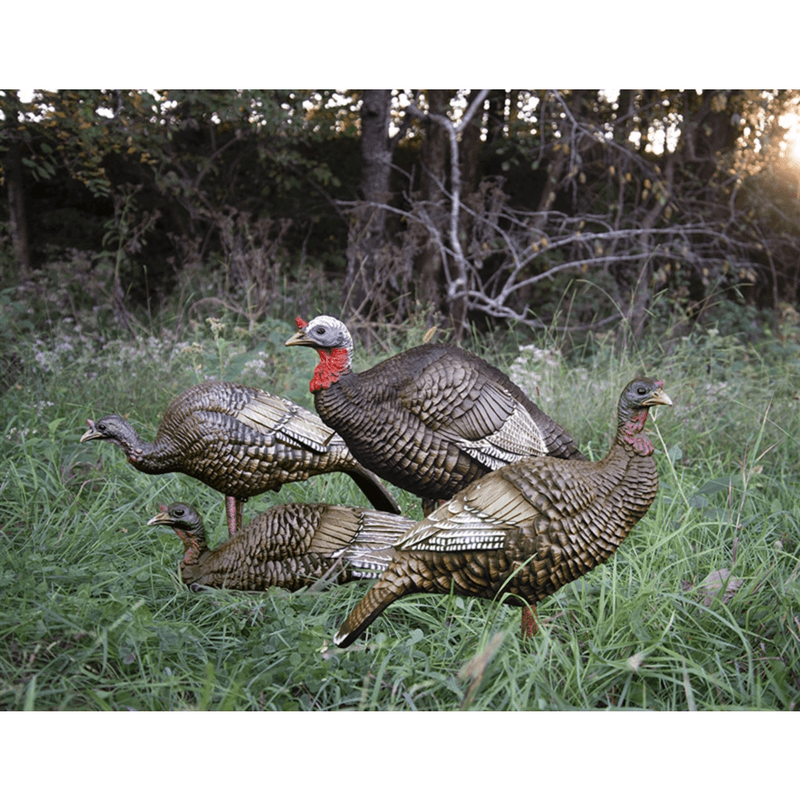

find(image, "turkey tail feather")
[334,578,407,647]
[345,466,401,515]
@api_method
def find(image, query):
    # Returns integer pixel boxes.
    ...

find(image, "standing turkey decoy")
[80,381,400,538]
[285,315,587,516]
[333,377,672,648]
[148,501,415,591]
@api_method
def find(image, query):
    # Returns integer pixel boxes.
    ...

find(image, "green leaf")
[23,676,36,711]
[693,475,743,496]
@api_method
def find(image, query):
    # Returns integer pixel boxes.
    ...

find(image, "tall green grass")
[2,291,799,711]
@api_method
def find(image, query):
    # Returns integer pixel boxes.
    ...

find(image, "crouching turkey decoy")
[81,381,400,538]
[286,315,586,516]
[333,377,672,648]
[148,501,415,591]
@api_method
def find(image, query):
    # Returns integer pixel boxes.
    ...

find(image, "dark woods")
[2,89,800,341]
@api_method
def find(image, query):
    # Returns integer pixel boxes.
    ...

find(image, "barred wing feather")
[234,392,336,452]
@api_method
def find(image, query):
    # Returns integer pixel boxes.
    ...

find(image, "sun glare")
[780,111,800,169]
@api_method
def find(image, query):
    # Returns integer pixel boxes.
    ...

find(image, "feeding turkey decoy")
[148,501,415,591]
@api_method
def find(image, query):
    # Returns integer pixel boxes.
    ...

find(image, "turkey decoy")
[333,377,672,648]
[81,381,399,537]
[286,315,586,516]
[148,501,415,591]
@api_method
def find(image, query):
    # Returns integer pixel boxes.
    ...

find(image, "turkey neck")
[310,342,353,392]
[618,397,656,457]
[115,422,184,474]
[593,403,660,522]
[175,525,207,567]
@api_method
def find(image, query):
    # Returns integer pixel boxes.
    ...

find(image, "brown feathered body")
[334,377,672,647]
[80,381,399,536]
[286,316,586,513]
[148,502,415,591]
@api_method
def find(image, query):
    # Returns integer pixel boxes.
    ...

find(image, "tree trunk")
[485,90,508,145]
[460,90,484,198]
[3,92,32,279]
[415,90,452,324]
[343,90,393,320]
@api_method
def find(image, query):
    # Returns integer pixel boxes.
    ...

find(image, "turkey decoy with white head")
[148,501,414,591]
[81,380,400,537]
[286,315,587,516]
[333,377,672,648]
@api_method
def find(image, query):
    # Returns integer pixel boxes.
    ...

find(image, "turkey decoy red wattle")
[147,501,415,591]
[333,377,672,648]
[80,381,400,537]
[285,315,586,516]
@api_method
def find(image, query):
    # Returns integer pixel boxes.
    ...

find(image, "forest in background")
[2,89,800,346]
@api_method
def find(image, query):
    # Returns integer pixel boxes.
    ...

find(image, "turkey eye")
[174,508,184,517]
[316,326,326,335]
[637,386,647,395]
[97,422,106,431]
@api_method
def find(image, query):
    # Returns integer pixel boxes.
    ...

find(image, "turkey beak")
[644,388,673,408]
[285,330,311,347]
[80,422,101,443]
[147,511,174,527]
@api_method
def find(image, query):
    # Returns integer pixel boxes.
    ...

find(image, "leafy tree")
[3,89,799,341]
[1,90,360,322]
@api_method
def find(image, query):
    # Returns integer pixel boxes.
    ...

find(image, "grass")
[1,292,800,712]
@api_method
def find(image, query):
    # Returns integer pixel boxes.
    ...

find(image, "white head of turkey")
[286,314,588,517]
[333,377,673,648]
